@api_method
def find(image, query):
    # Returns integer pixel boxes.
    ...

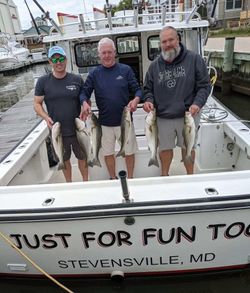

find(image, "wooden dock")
[0,90,42,162]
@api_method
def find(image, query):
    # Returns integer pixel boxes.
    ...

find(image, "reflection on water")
[0,64,47,113]
[214,87,250,122]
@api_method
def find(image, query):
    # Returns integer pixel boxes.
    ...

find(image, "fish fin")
[148,157,159,168]
[91,158,102,168]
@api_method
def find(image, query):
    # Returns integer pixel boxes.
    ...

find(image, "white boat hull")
[1,170,250,278]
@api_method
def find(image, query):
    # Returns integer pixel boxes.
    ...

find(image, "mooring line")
[0,231,74,293]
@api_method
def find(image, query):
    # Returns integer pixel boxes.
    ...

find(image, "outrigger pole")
[32,0,63,35]
[24,0,40,37]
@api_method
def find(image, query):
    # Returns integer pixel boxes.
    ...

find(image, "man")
[81,37,142,179]
[34,45,88,182]
[143,26,210,176]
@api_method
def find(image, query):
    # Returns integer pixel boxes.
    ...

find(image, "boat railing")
[48,3,203,37]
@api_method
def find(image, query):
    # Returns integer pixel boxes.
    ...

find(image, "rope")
[0,231,74,293]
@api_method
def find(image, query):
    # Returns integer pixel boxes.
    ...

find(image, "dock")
[0,90,42,162]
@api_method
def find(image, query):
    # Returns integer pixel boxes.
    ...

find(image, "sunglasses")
[51,56,66,64]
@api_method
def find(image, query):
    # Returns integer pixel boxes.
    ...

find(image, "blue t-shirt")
[80,63,142,126]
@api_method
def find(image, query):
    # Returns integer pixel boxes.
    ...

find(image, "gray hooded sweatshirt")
[143,44,211,118]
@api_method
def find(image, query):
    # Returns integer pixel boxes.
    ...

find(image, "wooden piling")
[222,37,235,95]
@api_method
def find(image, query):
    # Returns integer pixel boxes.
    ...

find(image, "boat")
[0,0,250,280]
[0,33,29,70]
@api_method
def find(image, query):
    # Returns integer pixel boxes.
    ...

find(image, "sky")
[14,0,121,30]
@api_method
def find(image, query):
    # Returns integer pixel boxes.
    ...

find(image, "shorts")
[157,113,200,151]
[101,125,138,156]
[62,135,85,161]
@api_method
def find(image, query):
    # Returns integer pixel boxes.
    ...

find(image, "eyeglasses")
[51,56,66,64]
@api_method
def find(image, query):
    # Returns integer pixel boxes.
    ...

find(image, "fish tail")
[91,158,102,168]
[148,157,159,168]
[183,155,194,164]
[57,162,65,170]
[116,149,125,158]
[88,160,94,168]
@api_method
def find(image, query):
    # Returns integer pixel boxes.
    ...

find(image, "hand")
[143,101,154,113]
[45,116,54,129]
[189,104,200,116]
[80,101,91,121]
[127,96,140,112]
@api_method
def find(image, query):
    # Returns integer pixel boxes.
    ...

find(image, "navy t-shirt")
[80,63,142,126]
[35,73,84,136]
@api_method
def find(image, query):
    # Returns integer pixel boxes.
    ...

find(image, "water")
[0,64,47,114]
[0,66,250,292]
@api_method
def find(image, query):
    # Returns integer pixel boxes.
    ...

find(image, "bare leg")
[63,160,72,182]
[182,148,195,174]
[125,154,135,178]
[78,159,88,181]
[104,155,116,179]
[159,149,173,176]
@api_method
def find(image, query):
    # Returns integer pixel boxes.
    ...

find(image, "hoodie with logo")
[80,63,142,126]
[143,44,211,119]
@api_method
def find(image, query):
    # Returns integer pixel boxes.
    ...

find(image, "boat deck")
[0,90,41,162]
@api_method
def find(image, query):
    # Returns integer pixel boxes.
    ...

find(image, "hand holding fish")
[45,116,54,129]
[127,96,140,112]
[189,104,200,116]
[143,101,154,113]
[80,101,92,121]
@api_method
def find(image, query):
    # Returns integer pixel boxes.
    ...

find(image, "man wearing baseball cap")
[34,45,88,182]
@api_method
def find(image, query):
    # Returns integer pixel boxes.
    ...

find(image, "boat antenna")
[31,0,63,35]
[24,0,40,37]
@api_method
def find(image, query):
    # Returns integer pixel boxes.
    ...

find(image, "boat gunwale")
[1,193,250,222]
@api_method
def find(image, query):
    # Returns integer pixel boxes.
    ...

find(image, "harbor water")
[0,65,250,292]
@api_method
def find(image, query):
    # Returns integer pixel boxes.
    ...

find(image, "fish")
[89,112,102,167]
[75,118,92,166]
[182,111,196,163]
[51,122,65,170]
[145,109,159,167]
[116,106,132,158]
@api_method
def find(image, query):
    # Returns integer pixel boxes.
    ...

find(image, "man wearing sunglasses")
[34,45,88,182]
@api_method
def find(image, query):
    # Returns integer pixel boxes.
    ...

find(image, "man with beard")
[143,26,210,176]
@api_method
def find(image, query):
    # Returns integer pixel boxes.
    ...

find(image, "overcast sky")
[14,0,120,30]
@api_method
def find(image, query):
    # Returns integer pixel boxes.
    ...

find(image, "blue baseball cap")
[48,46,66,58]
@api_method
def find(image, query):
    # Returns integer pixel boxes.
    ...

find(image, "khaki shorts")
[101,125,138,156]
[157,113,200,151]
[62,135,85,161]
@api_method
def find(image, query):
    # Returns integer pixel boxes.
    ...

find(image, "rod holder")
[118,170,130,203]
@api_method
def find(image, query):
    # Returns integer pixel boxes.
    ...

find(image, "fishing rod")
[31,0,63,35]
[24,0,40,36]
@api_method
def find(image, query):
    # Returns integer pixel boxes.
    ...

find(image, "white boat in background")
[0,32,29,70]
[0,0,250,280]
[0,47,18,68]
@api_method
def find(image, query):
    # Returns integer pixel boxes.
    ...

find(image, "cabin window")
[116,36,140,54]
[148,36,161,61]
[225,0,242,10]
[74,42,99,67]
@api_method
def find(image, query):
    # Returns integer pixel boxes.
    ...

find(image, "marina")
[0,0,250,292]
